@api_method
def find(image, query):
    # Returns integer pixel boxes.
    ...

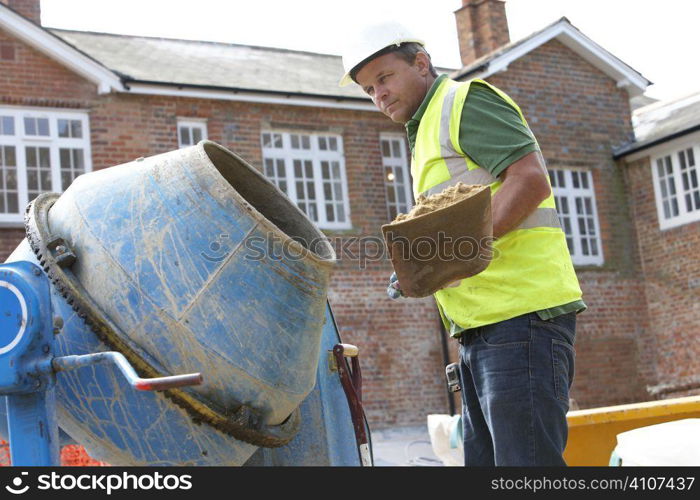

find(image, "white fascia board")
[623,129,700,163]
[472,21,649,96]
[126,83,378,112]
[0,7,124,94]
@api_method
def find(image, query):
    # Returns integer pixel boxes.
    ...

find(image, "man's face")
[355,51,430,124]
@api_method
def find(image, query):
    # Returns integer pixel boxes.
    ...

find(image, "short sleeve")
[458,82,539,178]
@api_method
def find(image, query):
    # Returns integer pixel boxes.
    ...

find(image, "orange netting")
[0,440,108,466]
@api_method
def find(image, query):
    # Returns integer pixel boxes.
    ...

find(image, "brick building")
[0,0,697,452]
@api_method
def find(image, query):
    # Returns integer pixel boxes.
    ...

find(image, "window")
[261,131,350,229]
[381,134,412,221]
[0,107,91,224]
[177,119,207,147]
[651,143,700,229]
[549,168,603,266]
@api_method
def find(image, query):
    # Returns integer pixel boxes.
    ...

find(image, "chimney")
[1,0,42,25]
[454,0,510,67]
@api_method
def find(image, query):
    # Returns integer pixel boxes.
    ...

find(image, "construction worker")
[340,22,586,466]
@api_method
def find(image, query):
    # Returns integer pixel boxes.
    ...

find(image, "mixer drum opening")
[203,142,334,262]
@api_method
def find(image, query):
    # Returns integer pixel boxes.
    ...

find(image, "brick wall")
[622,153,700,399]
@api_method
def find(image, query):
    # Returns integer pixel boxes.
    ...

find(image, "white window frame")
[380,133,413,221]
[260,131,351,230]
[0,106,92,226]
[549,168,604,266]
[650,138,700,230]
[177,118,208,148]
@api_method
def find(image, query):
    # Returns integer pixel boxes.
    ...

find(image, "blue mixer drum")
[3,141,351,465]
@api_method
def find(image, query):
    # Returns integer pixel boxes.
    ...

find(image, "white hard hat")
[339,21,425,87]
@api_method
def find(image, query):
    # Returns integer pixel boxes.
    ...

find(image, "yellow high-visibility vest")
[412,77,582,332]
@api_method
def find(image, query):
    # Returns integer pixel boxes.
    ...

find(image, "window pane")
[572,171,580,188]
[296,181,304,199]
[279,181,287,194]
[192,127,202,143]
[332,162,340,179]
[5,168,16,190]
[397,186,406,204]
[294,160,302,178]
[274,134,282,148]
[328,137,337,151]
[265,158,274,176]
[26,147,36,167]
[291,135,300,149]
[334,183,342,200]
[324,183,332,199]
[326,203,334,222]
[24,117,36,135]
[40,169,51,189]
[581,172,589,189]
[180,127,190,146]
[277,160,285,178]
[62,171,72,189]
[262,133,271,147]
[318,137,327,150]
[4,146,15,166]
[39,148,50,167]
[382,141,391,157]
[58,119,70,138]
[656,159,664,177]
[27,169,38,190]
[38,118,49,136]
[321,162,329,180]
[304,161,313,178]
[71,120,82,138]
[7,192,17,213]
[73,149,84,170]
[391,140,400,158]
[302,135,310,150]
[336,204,345,221]
[0,116,14,135]
[60,148,71,168]
[307,182,315,200]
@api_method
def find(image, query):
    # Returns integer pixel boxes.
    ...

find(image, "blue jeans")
[457,311,576,466]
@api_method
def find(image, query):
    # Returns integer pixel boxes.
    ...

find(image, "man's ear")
[414,51,431,76]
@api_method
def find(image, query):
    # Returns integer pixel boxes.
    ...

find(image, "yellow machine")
[564,395,700,465]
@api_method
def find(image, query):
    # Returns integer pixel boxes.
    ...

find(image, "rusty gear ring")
[24,192,300,449]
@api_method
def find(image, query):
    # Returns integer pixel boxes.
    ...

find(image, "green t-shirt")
[405,75,586,334]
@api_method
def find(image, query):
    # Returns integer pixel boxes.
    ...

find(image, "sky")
[39,0,700,102]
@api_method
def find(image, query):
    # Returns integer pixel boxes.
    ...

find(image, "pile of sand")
[392,183,485,223]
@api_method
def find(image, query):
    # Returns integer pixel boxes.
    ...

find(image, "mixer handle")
[52,352,203,391]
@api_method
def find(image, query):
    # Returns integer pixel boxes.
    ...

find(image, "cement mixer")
[0,141,371,466]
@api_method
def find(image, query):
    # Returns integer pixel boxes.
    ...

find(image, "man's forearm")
[491,152,551,239]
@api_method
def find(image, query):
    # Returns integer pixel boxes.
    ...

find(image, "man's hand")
[387,272,404,299]
[439,280,461,290]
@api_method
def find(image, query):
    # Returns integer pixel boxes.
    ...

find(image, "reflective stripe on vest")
[411,77,583,331]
